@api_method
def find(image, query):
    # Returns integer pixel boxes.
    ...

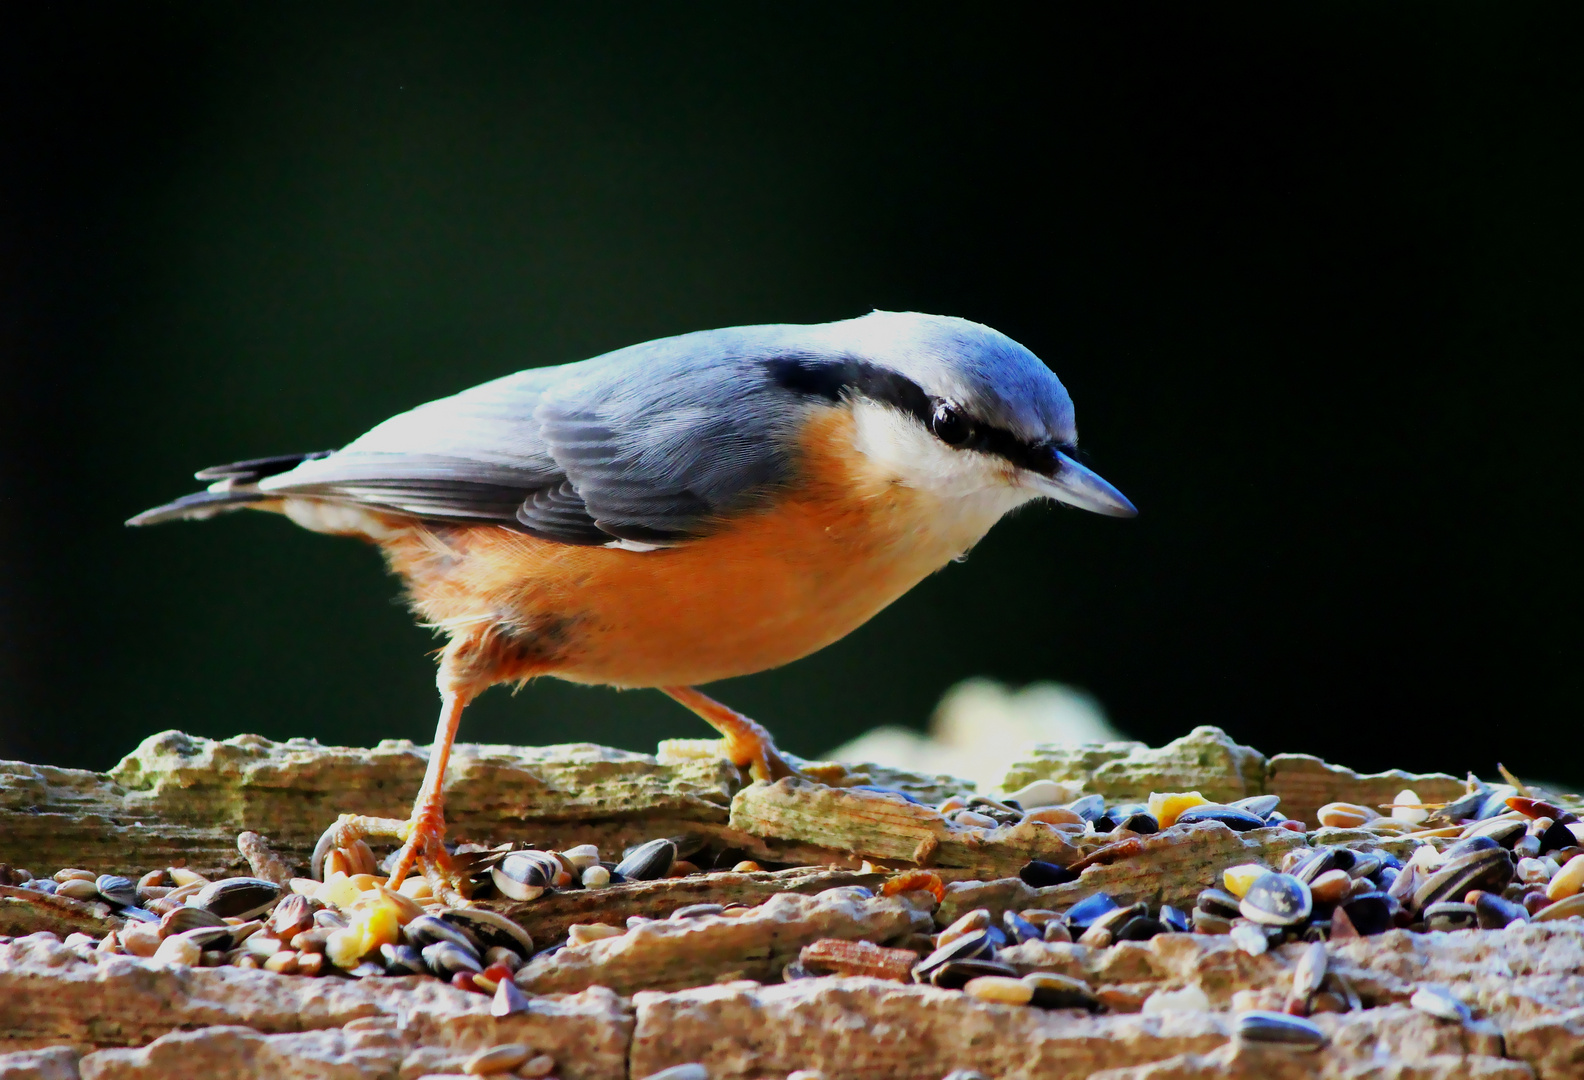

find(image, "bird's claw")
[721,720,802,783]
[310,811,471,907]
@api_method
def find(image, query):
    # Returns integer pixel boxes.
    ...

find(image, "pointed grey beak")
[1033,451,1137,517]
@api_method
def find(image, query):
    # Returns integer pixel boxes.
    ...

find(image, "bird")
[129,310,1135,901]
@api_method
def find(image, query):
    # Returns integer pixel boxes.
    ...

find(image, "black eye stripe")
[767,355,933,420]
[767,355,1067,477]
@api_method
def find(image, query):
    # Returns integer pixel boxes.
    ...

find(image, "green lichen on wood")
[999,725,1475,828]
[999,726,1266,805]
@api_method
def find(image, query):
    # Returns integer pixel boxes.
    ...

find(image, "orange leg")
[313,689,473,905]
[660,685,801,782]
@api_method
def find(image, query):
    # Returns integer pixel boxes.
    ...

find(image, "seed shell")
[614,839,678,882]
[1236,1010,1326,1049]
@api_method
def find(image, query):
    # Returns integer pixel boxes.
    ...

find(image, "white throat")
[846,398,1040,557]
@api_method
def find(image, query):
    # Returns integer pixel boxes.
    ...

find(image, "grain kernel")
[462,1042,531,1075]
[567,923,623,946]
[120,922,161,958]
[398,875,434,900]
[316,872,362,910]
[1317,802,1377,829]
[56,879,100,901]
[1308,869,1352,904]
[152,934,201,966]
[518,1055,555,1079]
[963,975,1034,1005]
[1546,854,1584,900]
[325,926,368,969]
[1388,788,1430,825]
[1148,792,1209,828]
[1222,864,1267,898]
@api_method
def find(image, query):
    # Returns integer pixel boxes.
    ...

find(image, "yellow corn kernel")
[355,902,401,953]
[372,885,423,925]
[316,872,362,911]
[324,926,368,969]
[1222,863,1267,898]
[397,875,433,900]
[1148,791,1209,829]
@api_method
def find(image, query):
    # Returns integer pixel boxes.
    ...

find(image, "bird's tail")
[126,450,333,527]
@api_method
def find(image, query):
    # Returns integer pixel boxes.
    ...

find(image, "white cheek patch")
[848,399,1018,499]
[845,399,1038,552]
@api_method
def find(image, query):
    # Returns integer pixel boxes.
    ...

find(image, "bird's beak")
[1031,452,1137,518]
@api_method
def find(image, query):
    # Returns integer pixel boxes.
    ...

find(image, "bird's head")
[776,311,1136,529]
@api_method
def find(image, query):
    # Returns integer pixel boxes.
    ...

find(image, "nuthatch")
[132,311,1135,899]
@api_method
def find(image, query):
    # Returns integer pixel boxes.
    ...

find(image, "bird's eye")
[930,401,972,446]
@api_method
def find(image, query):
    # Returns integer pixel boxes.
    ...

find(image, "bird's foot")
[311,809,471,907]
[660,685,805,783]
[719,714,801,782]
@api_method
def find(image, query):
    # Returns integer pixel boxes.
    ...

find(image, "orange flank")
[373,405,967,696]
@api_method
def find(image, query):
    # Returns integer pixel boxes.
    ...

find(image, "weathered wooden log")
[1001,724,1470,827]
[514,888,932,995]
[499,866,889,948]
[934,820,1309,926]
[3,727,1583,1080]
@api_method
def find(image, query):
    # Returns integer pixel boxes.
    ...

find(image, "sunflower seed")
[95,875,137,907]
[1411,985,1471,1023]
[405,914,478,954]
[421,940,482,977]
[929,958,1019,990]
[912,929,997,981]
[491,852,556,902]
[439,908,534,956]
[1018,860,1079,888]
[1235,1010,1325,1049]
[614,839,678,882]
[1239,873,1313,927]
[190,878,282,920]
[1174,804,1269,832]
[380,943,429,976]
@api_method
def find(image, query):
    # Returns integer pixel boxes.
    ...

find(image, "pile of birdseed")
[3,766,1581,1064]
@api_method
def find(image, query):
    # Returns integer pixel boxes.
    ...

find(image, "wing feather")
[254,326,814,545]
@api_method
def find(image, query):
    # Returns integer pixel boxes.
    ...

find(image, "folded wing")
[255,327,812,546]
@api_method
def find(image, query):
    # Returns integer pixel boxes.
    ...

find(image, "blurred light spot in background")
[824,677,1126,794]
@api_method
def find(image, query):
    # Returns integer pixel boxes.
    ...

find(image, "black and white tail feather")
[127,452,335,526]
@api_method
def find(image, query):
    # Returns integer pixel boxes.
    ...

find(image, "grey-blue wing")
[256,363,604,543]
[257,326,812,545]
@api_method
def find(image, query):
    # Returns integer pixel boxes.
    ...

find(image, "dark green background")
[5,6,1581,783]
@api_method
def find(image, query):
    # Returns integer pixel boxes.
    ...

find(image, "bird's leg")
[313,688,474,905]
[660,685,802,781]
[383,688,469,890]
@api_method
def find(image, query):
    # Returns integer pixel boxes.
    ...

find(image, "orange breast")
[378,407,962,689]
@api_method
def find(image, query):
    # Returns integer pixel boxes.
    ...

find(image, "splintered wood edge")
[728,778,1081,877]
[491,866,891,946]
